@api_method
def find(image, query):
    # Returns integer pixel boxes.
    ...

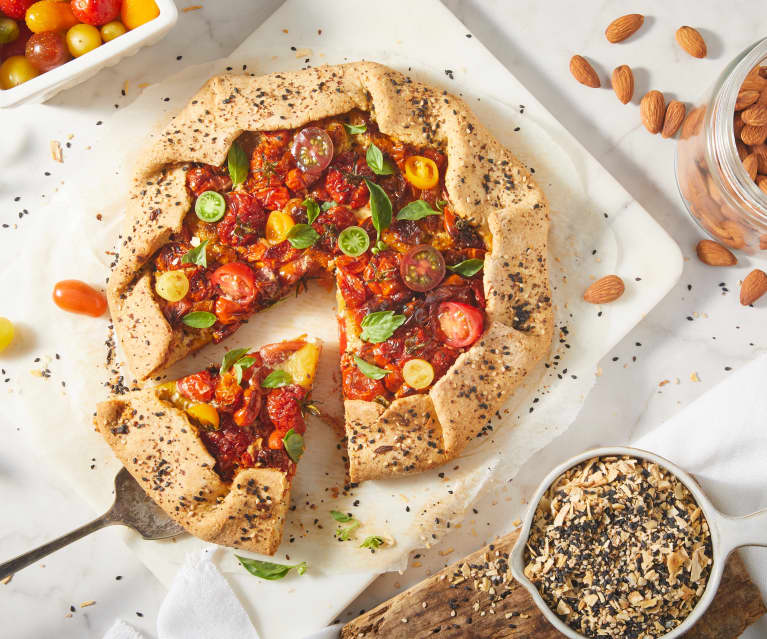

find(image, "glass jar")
[676,38,767,253]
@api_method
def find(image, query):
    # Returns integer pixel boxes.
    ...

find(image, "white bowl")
[0,0,178,108]
[509,446,767,639]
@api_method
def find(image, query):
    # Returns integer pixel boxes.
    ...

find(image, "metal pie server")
[0,467,184,581]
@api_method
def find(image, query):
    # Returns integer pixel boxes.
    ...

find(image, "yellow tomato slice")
[402,358,435,390]
[265,210,295,244]
[186,403,220,429]
[404,155,439,190]
[155,270,189,302]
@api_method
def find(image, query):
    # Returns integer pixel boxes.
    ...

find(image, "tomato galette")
[106,61,552,485]
[96,338,320,554]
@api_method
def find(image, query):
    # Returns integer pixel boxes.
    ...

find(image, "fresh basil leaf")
[365,143,395,175]
[360,535,385,550]
[436,199,448,209]
[331,510,353,523]
[302,198,321,224]
[447,258,484,277]
[235,556,307,580]
[227,142,248,187]
[396,200,441,221]
[364,179,392,241]
[262,369,293,388]
[221,347,250,375]
[335,520,361,541]
[353,355,390,380]
[282,428,305,463]
[181,311,217,328]
[232,355,258,385]
[287,223,320,249]
[343,122,367,135]
[320,200,337,211]
[180,239,209,268]
[359,310,406,343]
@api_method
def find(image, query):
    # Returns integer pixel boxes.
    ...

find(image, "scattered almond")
[675,26,707,59]
[569,55,600,88]
[740,269,767,306]
[611,65,634,104]
[742,104,767,127]
[50,140,63,163]
[661,101,686,138]
[743,153,759,180]
[735,90,760,111]
[605,14,644,43]
[583,275,625,304]
[640,90,665,134]
[695,239,737,266]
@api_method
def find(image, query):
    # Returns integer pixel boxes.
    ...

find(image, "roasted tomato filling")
[149,109,488,402]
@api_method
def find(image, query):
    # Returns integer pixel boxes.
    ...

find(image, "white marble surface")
[1,1,766,637]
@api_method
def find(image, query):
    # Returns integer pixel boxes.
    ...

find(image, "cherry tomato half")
[403,155,439,190]
[210,262,256,305]
[437,301,483,348]
[400,244,445,292]
[52,280,107,317]
[291,126,333,176]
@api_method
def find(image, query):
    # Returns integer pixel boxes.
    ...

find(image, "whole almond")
[756,175,767,195]
[583,275,625,304]
[741,124,767,146]
[741,69,767,92]
[743,153,759,180]
[570,55,600,88]
[611,65,634,104]
[675,26,707,58]
[681,105,705,139]
[640,90,665,134]
[735,90,760,111]
[661,101,686,138]
[605,14,644,43]
[695,239,737,266]
[740,269,767,306]
[752,144,767,173]
[742,104,767,126]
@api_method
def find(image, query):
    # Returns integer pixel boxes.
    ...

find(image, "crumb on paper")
[80,600,96,608]
[1,575,11,585]
[295,48,312,58]
[690,371,701,382]
[659,379,670,387]
[182,4,202,11]
[50,141,63,163]
[138,82,150,89]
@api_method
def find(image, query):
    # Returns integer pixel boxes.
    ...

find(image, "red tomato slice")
[400,244,445,292]
[177,371,215,403]
[210,262,256,305]
[437,301,484,348]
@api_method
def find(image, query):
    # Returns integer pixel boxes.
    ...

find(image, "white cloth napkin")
[106,356,767,639]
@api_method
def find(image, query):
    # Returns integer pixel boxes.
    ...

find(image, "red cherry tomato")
[52,280,107,317]
[177,370,215,403]
[0,0,34,20]
[437,301,483,348]
[233,387,262,427]
[400,244,446,292]
[291,126,333,176]
[210,262,256,305]
[25,30,69,71]
[71,0,121,26]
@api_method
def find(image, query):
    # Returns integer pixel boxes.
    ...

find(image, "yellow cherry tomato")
[120,0,159,30]
[186,403,219,429]
[25,1,78,33]
[100,20,127,42]
[265,210,295,244]
[66,23,102,57]
[403,155,439,190]
[402,358,435,390]
[0,317,15,353]
[0,56,39,89]
[155,270,189,302]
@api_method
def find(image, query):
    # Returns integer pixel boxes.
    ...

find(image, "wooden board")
[342,530,766,639]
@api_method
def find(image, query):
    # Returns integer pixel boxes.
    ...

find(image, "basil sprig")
[343,122,367,135]
[331,510,353,523]
[262,369,293,388]
[302,197,321,224]
[227,142,248,187]
[353,355,389,380]
[365,143,395,175]
[364,179,392,244]
[396,200,441,221]
[232,356,258,384]
[220,347,250,375]
[447,258,484,277]
[287,223,319,249]
[283,428,304,463]
[360,310,406,343]
[182,311,217,328]
[235,556,307,580]
[360,535,385,550]
[180,239,209,268]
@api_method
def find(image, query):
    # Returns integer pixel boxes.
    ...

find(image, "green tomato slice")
[337,226,370,257]
[195,191,226,223]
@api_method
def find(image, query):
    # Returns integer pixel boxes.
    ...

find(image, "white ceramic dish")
[510,446,767,639]
[0,0,177,108]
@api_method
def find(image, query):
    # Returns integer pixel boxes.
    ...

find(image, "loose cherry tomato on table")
[0,317,15,353]
[71,0,121,26]
[403,155,439,190]
[0,0,34,20]
[52,280,107,317]
[437,301,484,348]
[400,244,446,292]
[25,31,69,71]
[0,54,38,88]
[120,0,159,30]
[25,1,78,33]
[100,20,126,42]
[66,23,101,57]
[291,126,334,176]
[210,262,256,305]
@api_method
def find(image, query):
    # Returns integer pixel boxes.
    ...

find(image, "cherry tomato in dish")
[177,370,215,403]
[0,17,20,45]
[25,1,78,33]
[25,30,69,71]
[0,54,37,88]
[66,23,101,57]
[210,262,256,305]
[400,244,446,292]
[120,0,159,30]
[324,152,373,208]
[0,317,15,352]
[437,301,483,348]
[100,19,126,41]
[403,155,439,190]
[291,126,333,176]
[52,279,107,317]
[402,358,434,390]
[213,297,248,325]
[264,210,294,244]
[71,0,121,26]
[0,0,34,20]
